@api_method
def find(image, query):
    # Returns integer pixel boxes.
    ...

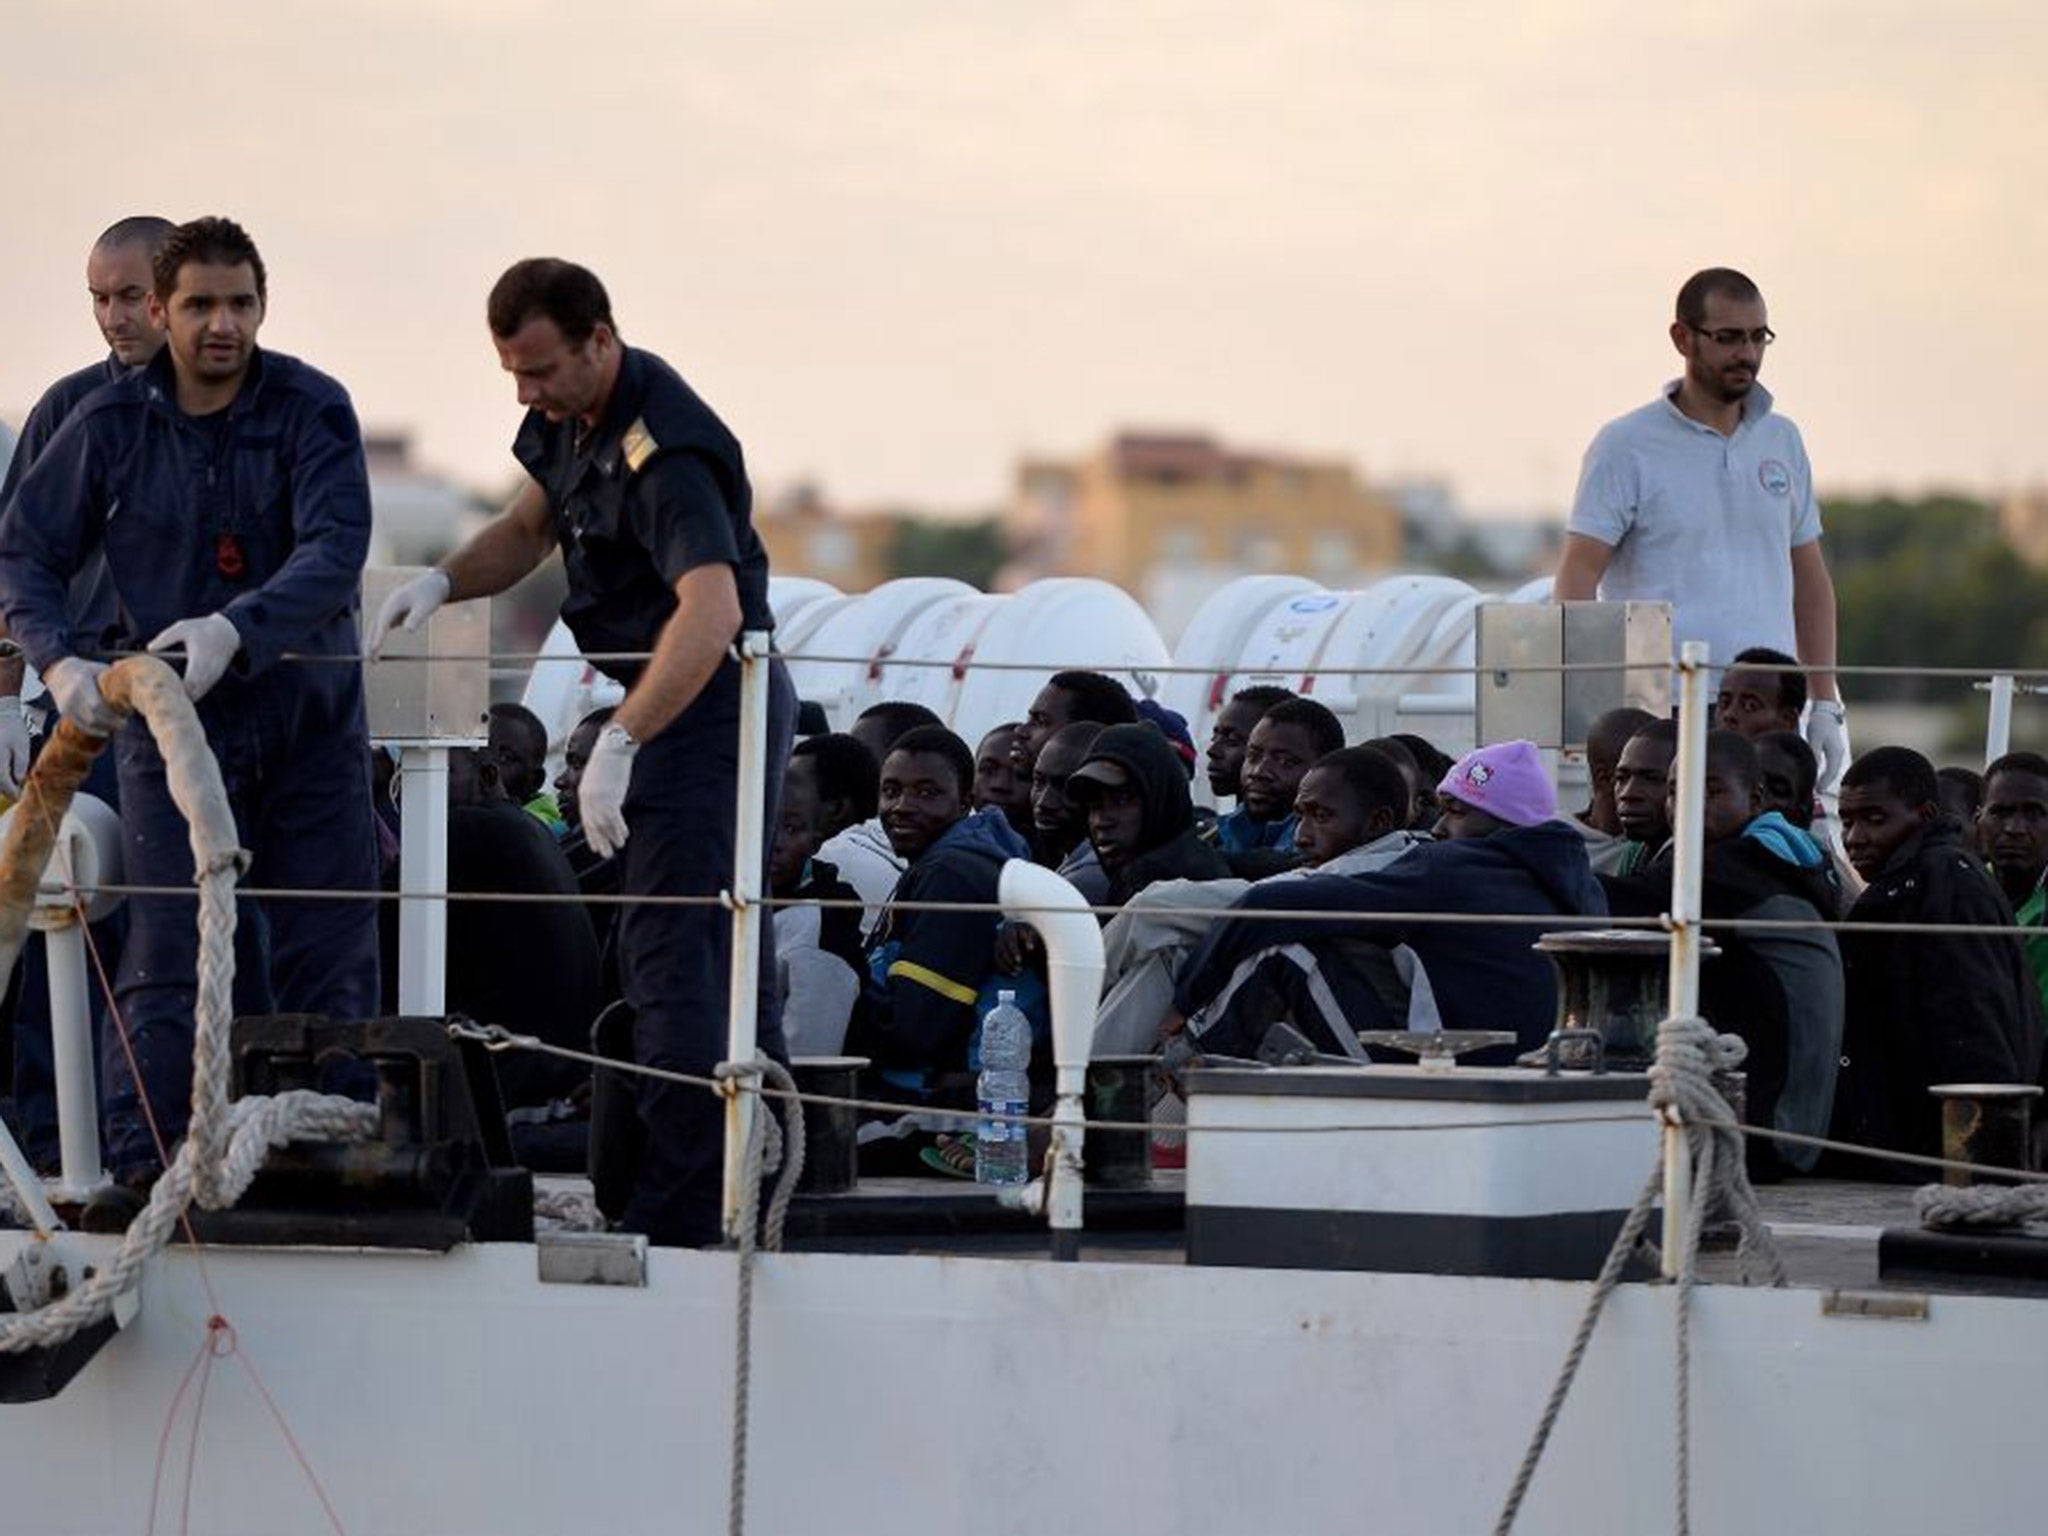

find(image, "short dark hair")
[1984,751,2048,789]
[1310,747,1412,825]
[883,725,975,799]
[1259,697,1345,759]
[1047,670,1137,727]
[1841,745,1939,809]
[792,732,881,821]
[487,700,546,751]
[1390,733,1455,785]
[1629,718,1679,753]
[487,258,616,346]
[96,216,174,255]
[154,216,267,303]
[1757,729,1817,809]
[853,700,942,753]
[1704,728,1760,791]
[1676,267,1764,328]
[1937,765,1984,819]
[1360,735,1419,776]
[1730,646,1807,717]
[1229,684,1295,713]
[1587,707,1658,776]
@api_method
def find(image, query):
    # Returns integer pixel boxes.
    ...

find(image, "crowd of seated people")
[89,646,2040,1200]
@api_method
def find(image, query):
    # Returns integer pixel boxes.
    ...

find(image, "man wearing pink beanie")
[1434,740,1558,837]
[1172,737,1604,1057]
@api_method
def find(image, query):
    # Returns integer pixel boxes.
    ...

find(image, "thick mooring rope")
[0,659,378,1353]
[1492,1016,1784,1536]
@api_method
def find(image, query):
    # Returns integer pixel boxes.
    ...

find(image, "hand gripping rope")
[0,657,379,1355]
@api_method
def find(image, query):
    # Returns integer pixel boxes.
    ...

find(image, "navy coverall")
[516,345,792,1247]
[0,352,129,1167]
[0,347,381,1177]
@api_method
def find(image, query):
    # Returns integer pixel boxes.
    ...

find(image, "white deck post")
[1662,640,1710,1279]
[723,631,773,1239]
[397,746,450,1016]
[44,921,103,1201]
[1984,673,2016,766]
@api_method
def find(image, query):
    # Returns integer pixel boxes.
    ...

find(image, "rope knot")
[198,847,252,880]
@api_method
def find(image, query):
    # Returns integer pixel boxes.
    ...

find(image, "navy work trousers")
[102,676,381,1176]
[616,655,794,1246]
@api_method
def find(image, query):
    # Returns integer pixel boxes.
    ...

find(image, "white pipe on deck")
[1661,639,1710,1279]
[44,922,101,1201]
[723,631,774,1240]
[998,859,1105,1258]
[396,746,450,1016]
[1984,673,2016,767]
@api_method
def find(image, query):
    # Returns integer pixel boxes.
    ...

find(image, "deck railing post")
[1661,640,1710,1279]
[1984,673,2016,766]
[723,630,773,1240]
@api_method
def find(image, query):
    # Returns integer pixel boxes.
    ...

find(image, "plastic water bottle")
[975,990,1032,1185]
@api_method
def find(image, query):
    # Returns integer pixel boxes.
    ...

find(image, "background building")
[1009,430,1405,633]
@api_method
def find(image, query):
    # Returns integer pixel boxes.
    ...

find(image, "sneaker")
[917,1133,978,1180]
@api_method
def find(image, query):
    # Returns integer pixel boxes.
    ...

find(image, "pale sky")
[3,0,2044,517]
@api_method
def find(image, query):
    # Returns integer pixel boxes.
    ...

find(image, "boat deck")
[539,1172,2048,1295]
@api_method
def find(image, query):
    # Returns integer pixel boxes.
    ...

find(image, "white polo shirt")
[1568,380,1822,666]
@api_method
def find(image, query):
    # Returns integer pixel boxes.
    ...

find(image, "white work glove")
[148,613,243,702]
[1806,699,1851,793]
[0,696,28,798]
[44,657,120,737]
[579,724,640,859]
[367,568,451,658]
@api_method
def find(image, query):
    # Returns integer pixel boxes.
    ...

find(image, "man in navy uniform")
[0,215,172,1173]
[371,257,794,1247]
[0,216,381,1228]
[0,214,176,790]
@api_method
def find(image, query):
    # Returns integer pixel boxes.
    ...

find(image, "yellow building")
[1011,431,1402,591]
[755,484,904,590]
[2000,487,2048,570]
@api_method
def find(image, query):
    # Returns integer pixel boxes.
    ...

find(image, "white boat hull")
[0,1231,2032,1535]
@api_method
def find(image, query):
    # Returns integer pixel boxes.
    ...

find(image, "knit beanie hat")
[1436,740,1556,828]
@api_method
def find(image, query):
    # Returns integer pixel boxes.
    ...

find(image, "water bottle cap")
[997,989,1016,1005]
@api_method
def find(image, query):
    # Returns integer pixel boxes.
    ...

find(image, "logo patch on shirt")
[1758,458,1792,496]
[621,418,658,473]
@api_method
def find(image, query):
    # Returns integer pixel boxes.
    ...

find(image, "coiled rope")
[1915,1182,2048,1229]
[0,658,378,1353]
[1492,1016,1784,1536]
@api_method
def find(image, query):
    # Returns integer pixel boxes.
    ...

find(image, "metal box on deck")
[1184,1064,1656,1279]
[1476,601,1671,749]
[361,567,490,745]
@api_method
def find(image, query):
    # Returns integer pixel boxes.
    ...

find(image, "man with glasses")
[1553,268,1848,790]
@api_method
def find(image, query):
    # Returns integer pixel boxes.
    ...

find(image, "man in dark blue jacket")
[0,217,380,1225]
[852,726,1044,1110]
[0,215,171,1173]
[368,257,794,1247]
[1171,739,1606,1058]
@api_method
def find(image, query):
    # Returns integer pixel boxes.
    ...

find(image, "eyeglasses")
[1687,324,1775,348]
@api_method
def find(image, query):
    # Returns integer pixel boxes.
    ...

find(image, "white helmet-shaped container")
[1162,574,1489,803]
[777,576,1170,746]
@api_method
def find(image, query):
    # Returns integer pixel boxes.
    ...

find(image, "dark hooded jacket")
[1826,818,2043,1171]
[1603,813,1844,1179]
[852,808,1048,1104]
[1076,724,1232,907]
[1176,817,1607,1054]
